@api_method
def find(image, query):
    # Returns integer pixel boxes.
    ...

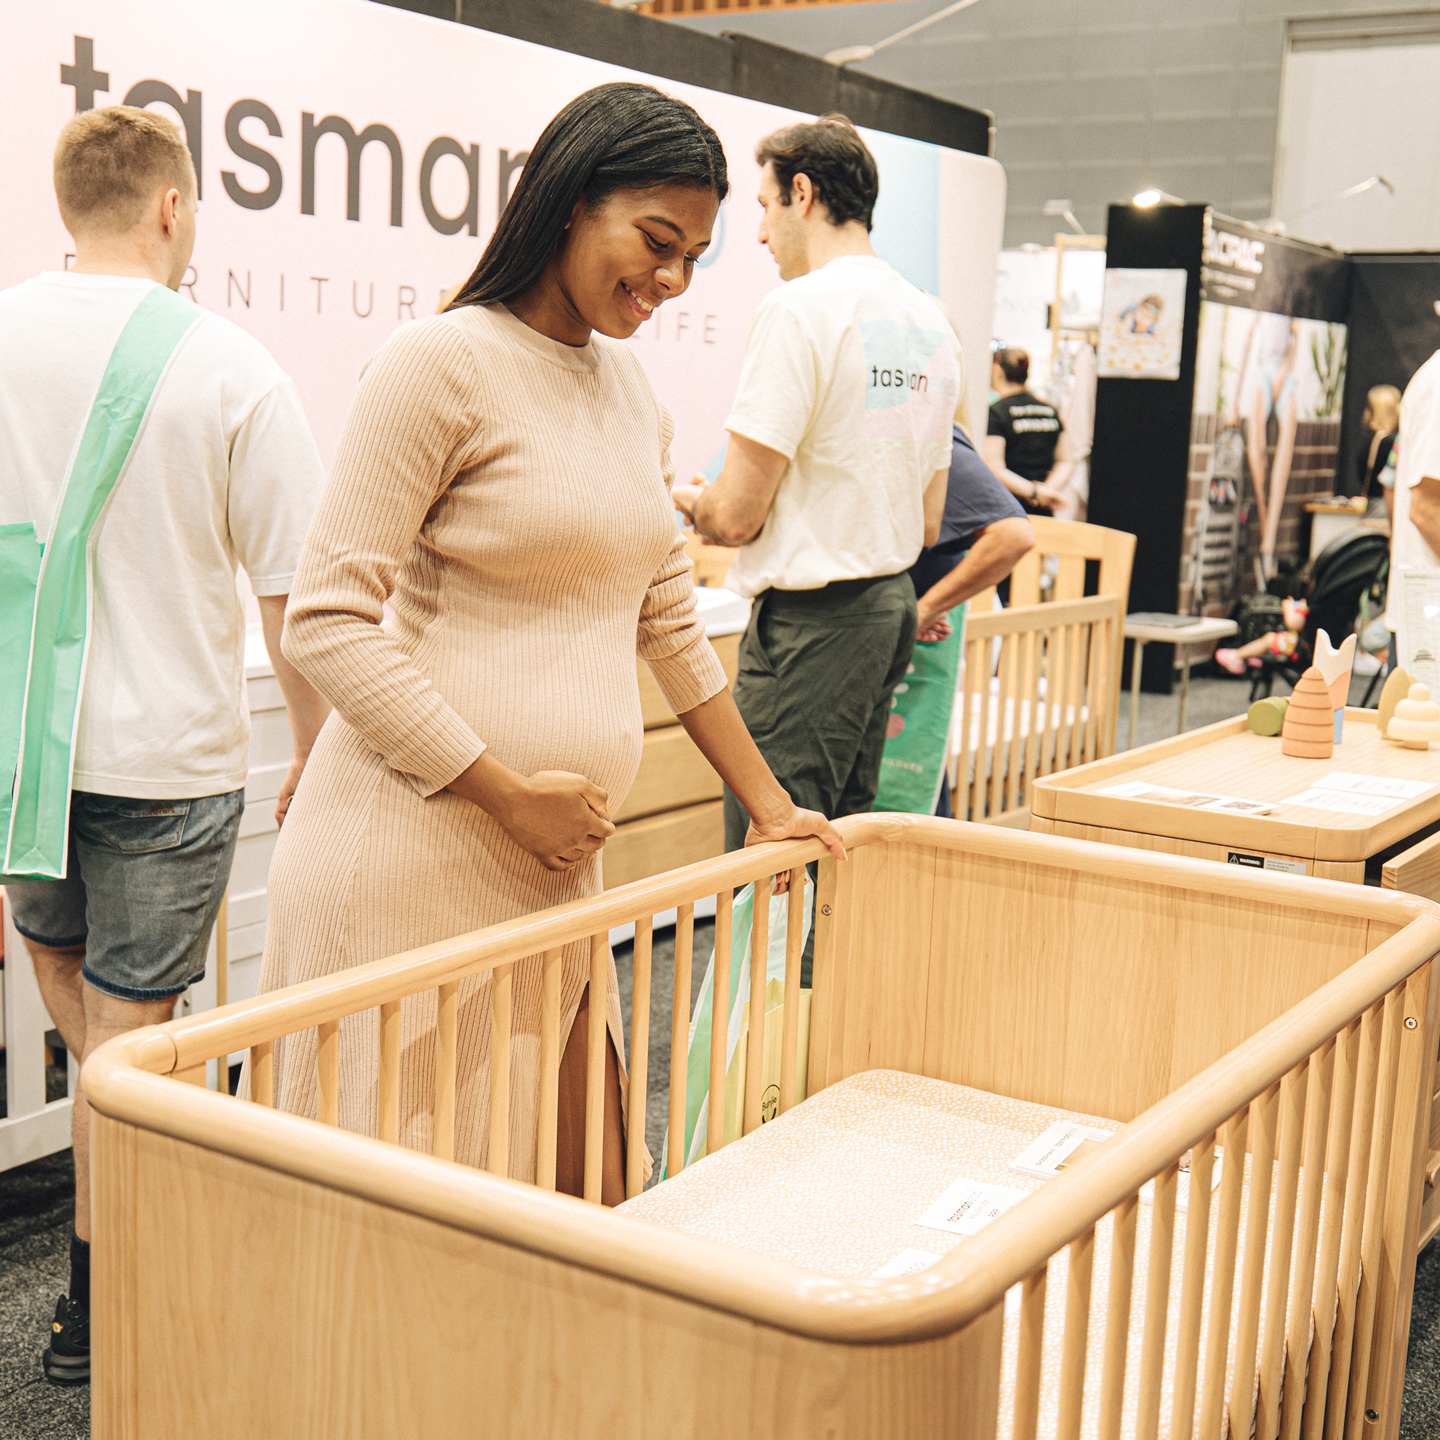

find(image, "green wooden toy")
[1247,696,1289,736]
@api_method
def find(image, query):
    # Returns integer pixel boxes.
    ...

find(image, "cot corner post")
[950,1297,1007,1440]
[807,851,848,1096]
[1371,958,1439,1440]
[90,1111,140,1440]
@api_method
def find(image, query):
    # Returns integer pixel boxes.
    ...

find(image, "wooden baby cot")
[84,817,1439,1440]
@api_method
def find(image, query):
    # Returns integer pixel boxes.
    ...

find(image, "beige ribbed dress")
[255,302,728,1179]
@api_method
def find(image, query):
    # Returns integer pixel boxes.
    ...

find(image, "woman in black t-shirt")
[1358,383,1400,505]
[984,348,1068,515]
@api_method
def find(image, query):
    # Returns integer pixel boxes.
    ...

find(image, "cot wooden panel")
[639,631,740,730]
[826,838,936,1081]
[919,843,1375,1120]
[92,1115,1005,1440]
[613,724,722,824]
[603,801,724,890]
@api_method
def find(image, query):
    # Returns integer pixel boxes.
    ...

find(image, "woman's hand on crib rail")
[746,804,847,892]
[448,752,614,871]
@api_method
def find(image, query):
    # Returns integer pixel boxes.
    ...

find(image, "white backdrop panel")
[2,0,1005,476]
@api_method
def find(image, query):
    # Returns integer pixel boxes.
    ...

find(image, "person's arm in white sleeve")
[672,302,815,543]
[256,595,331,826]
[226,380,333,826]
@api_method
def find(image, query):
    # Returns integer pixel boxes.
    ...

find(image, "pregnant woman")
[253,83,841,1202]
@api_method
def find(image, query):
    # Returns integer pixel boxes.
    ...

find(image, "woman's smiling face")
[550,184,719,340]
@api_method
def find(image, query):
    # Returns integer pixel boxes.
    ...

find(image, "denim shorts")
[4,789,244,1001]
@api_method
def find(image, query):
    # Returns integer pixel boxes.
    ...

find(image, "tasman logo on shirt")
[859,320,958,445]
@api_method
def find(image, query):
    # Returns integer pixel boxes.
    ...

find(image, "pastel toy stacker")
[1313,628,1357,742]
[1378,667,1415,739]
[1387,683,1440,750]
[1279,666,1335,759]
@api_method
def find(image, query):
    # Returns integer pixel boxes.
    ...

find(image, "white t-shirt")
[724,255,962,597]
[0,272,323,798]
[1384,349,1440,632]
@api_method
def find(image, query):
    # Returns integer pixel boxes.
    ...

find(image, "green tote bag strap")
[3,285,202,878]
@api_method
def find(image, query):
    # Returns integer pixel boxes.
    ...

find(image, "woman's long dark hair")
[446,82,728,311]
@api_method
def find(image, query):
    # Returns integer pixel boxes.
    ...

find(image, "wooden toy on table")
[1246,696,1288,736]
[1280,665,1335,758]
[1314,628,1357,741]
[1378,666,1414,739]
[1386,682,1440,750]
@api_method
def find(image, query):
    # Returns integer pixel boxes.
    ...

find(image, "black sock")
[69,1232,90,1311]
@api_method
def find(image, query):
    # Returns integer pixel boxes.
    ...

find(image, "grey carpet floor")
[0,1151,87,1439]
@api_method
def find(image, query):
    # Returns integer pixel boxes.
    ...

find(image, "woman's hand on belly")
[448,752,615,871]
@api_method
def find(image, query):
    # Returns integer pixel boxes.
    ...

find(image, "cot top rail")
[84,909,1438,1346]
[964,593,1120,639]
[83,818,1440,1345]
[154,815,1439,1072]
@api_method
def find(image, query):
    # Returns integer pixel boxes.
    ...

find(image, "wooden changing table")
[1031,706,1440,1247]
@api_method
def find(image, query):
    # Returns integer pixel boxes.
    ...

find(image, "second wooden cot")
[84,817,1439,1439]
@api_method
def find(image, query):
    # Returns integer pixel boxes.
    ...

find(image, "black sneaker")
[42,1294,89,1386]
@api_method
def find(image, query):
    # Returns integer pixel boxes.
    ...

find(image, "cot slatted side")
[667,906,693,1176]
[487,965,512,1176]
[1169,1135,1217,1439]
[1013,1267,1047,1440]
[535,954,560,1189]
[743,875,769,1136]
[582,934,607,1203]
[434,980,458,1163]
[626,921,653,1201]
[249,1040,273,1108]
[779,870,805,1118]
[1134,1163,1178,1440]
[1056,1228,1095,1440]
[1097,1194,1137,1440]
[317,1019,338,1127]
[377,999,401,1147]
[708,887,733,1156]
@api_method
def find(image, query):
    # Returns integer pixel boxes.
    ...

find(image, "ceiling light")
[824,0,985,66]
[1133,189,1187,208]
[1043,198,1085,234]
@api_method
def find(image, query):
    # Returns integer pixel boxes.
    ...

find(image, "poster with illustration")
[1186,298,1348,611]
[1097,267,1187,380]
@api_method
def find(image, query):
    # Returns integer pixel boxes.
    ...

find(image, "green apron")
[873,603,967,815]
[2,285,201,879]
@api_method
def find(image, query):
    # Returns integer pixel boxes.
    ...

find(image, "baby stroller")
[1247,528,1390,702]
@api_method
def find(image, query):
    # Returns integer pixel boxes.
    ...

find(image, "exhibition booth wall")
[2,0,1004,474]
[1086,205,1440,696]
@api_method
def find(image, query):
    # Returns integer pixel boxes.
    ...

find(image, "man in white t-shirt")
[1385,351,1440,655]
[0,107,328,1385]
[672,116,958,881]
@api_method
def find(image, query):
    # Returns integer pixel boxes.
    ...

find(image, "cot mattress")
[620,1071,1297,1440]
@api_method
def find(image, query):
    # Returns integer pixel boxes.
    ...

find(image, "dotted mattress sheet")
[619,1070,1301,1440]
